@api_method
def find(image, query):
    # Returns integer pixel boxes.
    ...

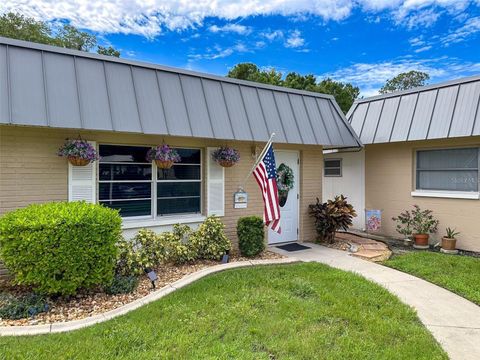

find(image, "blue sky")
[2,1,480,97]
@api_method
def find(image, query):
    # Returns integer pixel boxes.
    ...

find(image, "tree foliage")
[0,12,120,57]
[379,71,429,94]
[227,63,359,113]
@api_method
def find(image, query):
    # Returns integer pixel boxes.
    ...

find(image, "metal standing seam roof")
[0,36,361,148]
[347,74,480,144]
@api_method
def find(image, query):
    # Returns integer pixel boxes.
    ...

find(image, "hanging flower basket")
[58,139,98,166]
[212,147,240,168]
[155,160,174,169]
[276,163,294,207]
[146,145,181,169]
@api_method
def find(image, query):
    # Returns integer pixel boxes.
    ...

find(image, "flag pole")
[239,133,276,189]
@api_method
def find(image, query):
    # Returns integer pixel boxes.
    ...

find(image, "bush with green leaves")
[237,216,265,257]
[189,216,231,260]
[0,293,49,320]
[0,202,121,296]
[104,275,139,295]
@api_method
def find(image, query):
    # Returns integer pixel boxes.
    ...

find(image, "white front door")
[268,150,299,244]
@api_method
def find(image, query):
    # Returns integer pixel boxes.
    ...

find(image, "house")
[324,75,480,251]
[0,36,361,248]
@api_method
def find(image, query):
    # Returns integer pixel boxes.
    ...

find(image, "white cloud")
[441,16,480,45]
[323,57,480,96]
[414,45,432,52]
[2,1,478,37]
[189,42,249,60]
[260,30,284,41]
[285,30,305,48]
[208,23,252,35]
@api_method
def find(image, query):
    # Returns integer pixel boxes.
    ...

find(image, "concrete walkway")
[271,243,480,360]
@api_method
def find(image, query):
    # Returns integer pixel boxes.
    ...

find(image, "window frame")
[412,146,480,198]
[324,158,343,177]
[97,143,203,220]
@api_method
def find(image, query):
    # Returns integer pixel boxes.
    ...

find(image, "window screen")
[416,148,479,192]
[99,145,152,217]
[99,145,202,218]
[324,159,342,177]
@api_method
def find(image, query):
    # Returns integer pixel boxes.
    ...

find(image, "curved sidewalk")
[271,243,480,360]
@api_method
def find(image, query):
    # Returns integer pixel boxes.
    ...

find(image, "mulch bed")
[0,251,284,327]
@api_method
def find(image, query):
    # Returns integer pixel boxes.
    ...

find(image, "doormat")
[276,243,311,252]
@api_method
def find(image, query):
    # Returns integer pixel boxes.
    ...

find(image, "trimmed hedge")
[237,216,265,257]
[0,202,122,296]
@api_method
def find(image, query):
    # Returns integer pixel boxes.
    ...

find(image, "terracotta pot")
[218,159,235,168]
[442,237,457,251]
[414,234,429,246]
[155,160,174,169]
[68,156,90,166]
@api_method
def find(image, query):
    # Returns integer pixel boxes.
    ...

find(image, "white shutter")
[207,147,225,216]
[68,141,96,203]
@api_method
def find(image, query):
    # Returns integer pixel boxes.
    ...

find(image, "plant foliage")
[379,71,429,94]
[211,147,240,164]
[445,227,460,239]
[411,205,439,235]
[146,144,181,162]
[392,210,414,237]
[0,202,121,296]
[104,275,139,295]
[189,216,231,260]
[276,163,294,192]
[0,293,49,320]
[308,195,357,243]
[237,216,265,257]
[57,139,99,162]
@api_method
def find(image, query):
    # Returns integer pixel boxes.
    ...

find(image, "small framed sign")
[234,190,248,209]
[365,209,382,231]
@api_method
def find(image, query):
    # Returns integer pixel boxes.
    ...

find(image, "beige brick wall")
[365,136,480,251]
[0,125,323,248]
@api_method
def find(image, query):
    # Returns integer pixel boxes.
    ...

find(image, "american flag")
[253,144,281,233]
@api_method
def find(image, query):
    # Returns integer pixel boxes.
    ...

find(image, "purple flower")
[146,145,181,162]
[212,147,240,164]
[58,139,99,162]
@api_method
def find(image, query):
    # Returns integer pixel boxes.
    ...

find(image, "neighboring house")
[324,75,480,251]
[0,37,361,248]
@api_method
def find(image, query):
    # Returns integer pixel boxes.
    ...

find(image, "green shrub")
[189,216,231,260]
[104,275,139,295]
[0,293,48,320]
[0,201,121,296]
[164,224,197,264]
[237,216,265,257]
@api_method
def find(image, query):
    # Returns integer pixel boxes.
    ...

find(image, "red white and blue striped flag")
[253,144,281,233]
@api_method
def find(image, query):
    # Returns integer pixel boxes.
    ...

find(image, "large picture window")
[416,148,479,192]
[99,145,202,218]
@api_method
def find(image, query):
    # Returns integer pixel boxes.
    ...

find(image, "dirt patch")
[0,251,284,327]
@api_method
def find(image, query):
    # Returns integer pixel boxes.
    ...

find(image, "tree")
[0,12,120,57]
[227,62,359,114]
[227,63,282,86]
[56,24,96,51]
[317,79,360,115]
[379,71,429,94]
[97,45,121,58]
[0,12,53,45]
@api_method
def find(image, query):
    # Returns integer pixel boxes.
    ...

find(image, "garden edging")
[0,258,299,336]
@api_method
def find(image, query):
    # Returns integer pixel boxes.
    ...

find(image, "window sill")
[122,214,206,230]
[411,190,480,200]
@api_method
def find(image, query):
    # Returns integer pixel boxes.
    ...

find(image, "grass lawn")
[384,251,480,305]
[0,263,446,359]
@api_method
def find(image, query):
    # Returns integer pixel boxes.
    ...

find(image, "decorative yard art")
[365,209,382,231]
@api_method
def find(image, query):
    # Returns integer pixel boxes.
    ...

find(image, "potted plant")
[212,147,240,167]
[411,205,439,249]
[442,228,459,251]
[276,163,294,207]
[146,144,181,169]
[392,210,413,246]
[58,138,99,166]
